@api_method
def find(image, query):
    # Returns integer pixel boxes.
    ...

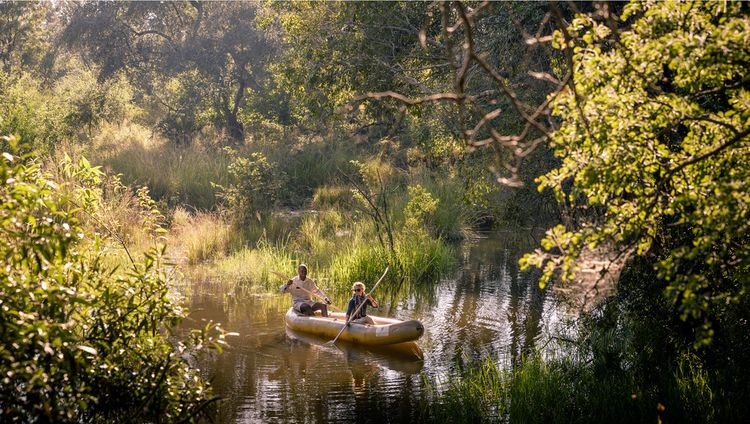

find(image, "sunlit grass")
[187,206,457,299]
[90,129,230,210]
[209,238,299,291]
[171,208,243,264]
[244,212,296,246]
[311,184,354,210]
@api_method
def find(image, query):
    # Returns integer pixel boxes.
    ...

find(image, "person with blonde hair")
[345,281,379,325]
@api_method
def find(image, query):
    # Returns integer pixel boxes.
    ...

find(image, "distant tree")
[0,1,52,74]
[258,1,452,134]
[62,1,272,142]
[338,1,560,186]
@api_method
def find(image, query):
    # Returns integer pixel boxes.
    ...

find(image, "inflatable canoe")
[284,307,424,346]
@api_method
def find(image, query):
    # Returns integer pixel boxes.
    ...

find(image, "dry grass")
[170,208,242,264]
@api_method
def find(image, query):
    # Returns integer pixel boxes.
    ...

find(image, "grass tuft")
[171,209,242,264]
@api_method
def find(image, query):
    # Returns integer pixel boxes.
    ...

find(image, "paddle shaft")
[270,270,341,311]
[330,267,389,345]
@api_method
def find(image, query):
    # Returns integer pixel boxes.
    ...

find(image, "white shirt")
[280,275,326,309]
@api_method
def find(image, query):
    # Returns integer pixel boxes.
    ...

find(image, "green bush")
[0,73,72,151]
[403,184,439,233]
[0,67,136,152]
[0,142,219,422]
[217,148,283,223]
[409,172,480,240]
[55,66,135,137]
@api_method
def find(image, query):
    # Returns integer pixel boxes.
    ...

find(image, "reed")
[91,132,230,210]
[193,206,457,299]
[423,352,719,424]
[244,212,296,246]
[171,209,243,264]
[396,233,456,285]
[327,244,389,289]
[209,238,298,291]
[423,359,508,424]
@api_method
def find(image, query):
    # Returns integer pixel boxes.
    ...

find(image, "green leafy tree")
[0,64,136,151]
[521,1,750,345]
[258,1,448,134]
[0,1,52,74]
[0,72,72,150]
[0,137,223,422]
[56,65,135,137]
[62,2,272,142]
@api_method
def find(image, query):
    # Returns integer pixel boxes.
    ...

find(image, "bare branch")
[355,91,463,105]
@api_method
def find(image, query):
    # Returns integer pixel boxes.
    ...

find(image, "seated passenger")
[346,282,379,325]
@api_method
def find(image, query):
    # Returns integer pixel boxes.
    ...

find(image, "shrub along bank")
[0,141,223,422]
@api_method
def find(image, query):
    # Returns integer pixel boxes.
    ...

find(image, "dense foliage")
[418,2,750,423]
[522,0,750,345]
[0,140,219,422]
[63,2,271,142]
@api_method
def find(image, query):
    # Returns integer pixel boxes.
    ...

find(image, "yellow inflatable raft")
[284,307,424,346]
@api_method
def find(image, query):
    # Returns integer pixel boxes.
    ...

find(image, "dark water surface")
[183,230,571,423]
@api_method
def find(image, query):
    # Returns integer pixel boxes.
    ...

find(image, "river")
[182,230,572,423]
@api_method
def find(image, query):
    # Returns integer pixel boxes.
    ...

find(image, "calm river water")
[183,230,572,423]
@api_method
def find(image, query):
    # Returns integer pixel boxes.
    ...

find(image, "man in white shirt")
[280,264,331,316]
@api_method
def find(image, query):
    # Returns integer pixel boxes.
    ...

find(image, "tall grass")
[171,209,243,264]
[311,184,354,210]
[423,359,508,424]
[244,212,296,246]
[90,127,230,210]
[423,351,720,424]
[327,244,389,289]
[208,238,299,291]
[44,145,171,270]
[257,137,359,206]
[189,205,457,298]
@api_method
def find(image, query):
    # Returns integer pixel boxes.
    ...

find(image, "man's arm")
[280,279,293,293]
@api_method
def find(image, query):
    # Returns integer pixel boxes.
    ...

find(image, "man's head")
[298,264,308,280]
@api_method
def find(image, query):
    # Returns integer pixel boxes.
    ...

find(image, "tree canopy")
[521,0,750,345]
[63,2,272,142]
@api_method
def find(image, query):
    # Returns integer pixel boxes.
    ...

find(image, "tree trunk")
[224,70,247,142]
[225,108,244,141]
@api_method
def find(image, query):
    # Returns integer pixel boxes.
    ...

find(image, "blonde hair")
[351,281,366,292]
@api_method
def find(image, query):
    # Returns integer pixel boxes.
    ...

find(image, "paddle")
[269,270,342,311]
[328,267,389,346]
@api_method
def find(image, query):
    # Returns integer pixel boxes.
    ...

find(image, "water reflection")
[184,230,572,423]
